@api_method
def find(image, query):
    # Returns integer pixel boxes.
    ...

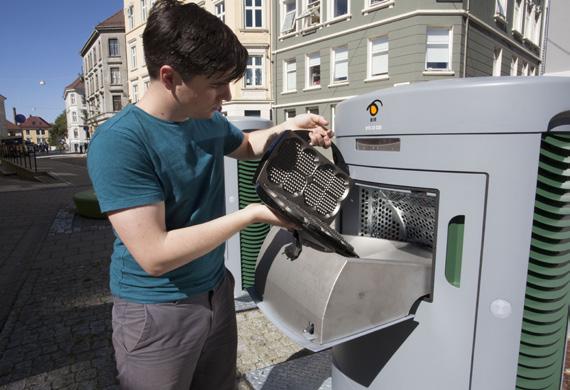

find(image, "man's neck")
[136,85,189,123]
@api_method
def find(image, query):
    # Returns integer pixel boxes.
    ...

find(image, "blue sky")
[0,1,123,123]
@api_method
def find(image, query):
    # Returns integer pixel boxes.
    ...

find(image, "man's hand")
[284,113,334,148]
[244,203,297,230]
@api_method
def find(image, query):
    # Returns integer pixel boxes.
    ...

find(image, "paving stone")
[0,163,339,389]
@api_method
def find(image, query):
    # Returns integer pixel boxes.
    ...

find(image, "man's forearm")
[108,203,287,277]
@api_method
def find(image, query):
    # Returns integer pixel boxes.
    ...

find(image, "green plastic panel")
[444,215,465,288]
[237,160,270,288]
[516,133,570,390]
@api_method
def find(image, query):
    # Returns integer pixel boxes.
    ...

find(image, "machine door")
[331,166,487,390]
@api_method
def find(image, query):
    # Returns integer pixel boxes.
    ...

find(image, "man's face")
[175,72,233,119]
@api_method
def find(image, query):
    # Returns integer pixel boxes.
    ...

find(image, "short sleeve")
[219,114,244,155]
[87,128,164,213]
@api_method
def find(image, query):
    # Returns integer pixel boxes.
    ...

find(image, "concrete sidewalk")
[0,159,329,389]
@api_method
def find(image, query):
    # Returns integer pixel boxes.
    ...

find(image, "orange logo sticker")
[366,99,383,118]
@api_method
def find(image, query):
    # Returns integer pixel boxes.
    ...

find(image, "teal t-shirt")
[87,104,244,303]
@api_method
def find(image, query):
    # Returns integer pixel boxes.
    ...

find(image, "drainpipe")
[463,0,471,77]
[539,0,550,75]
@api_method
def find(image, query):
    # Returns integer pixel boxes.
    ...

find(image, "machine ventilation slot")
[238,160,270,288]
[516,132,570,390]
[358,187,437,248]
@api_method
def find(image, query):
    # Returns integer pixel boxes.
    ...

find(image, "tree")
[49,110,67,146]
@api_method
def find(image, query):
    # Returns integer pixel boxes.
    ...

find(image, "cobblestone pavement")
[0,157,323,389]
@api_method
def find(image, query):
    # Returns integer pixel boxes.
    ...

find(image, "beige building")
[81,10,130,133]
[123,0,273,119]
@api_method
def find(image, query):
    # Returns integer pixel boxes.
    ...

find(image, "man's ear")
[159,65,179,90]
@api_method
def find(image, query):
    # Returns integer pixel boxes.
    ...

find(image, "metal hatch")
[251,226,433,351]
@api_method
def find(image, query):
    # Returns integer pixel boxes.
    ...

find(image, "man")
[87,1,333,389]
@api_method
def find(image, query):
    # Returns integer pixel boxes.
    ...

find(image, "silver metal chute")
[251,227,433,351]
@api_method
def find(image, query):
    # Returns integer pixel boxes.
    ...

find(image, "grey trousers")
[111,271,237,390]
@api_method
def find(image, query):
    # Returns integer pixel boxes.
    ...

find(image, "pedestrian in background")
[86,1,333,389]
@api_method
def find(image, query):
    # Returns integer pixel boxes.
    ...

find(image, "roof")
[96,9,124,30]
[64,77,85,97]
[19,115,52,129]
[80,9,124,55]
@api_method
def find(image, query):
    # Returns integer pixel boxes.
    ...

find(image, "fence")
[0,144,38,173]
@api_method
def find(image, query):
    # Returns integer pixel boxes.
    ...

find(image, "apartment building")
[63,77,89,152]
[80,10,129,133]
[123,0,273,119]
[272,0,545,123]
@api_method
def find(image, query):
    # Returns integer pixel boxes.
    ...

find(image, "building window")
[298,0,320,29]
[306,52,321,88]
[513,0,524,34]
[425,27,451,70]
[127,5,134,29]
[245,55,263,87]
[369,36,389,77]
[330,0,348,19]
[95,73,99,90]
[495,0,508,19]
[141,0,148,21]
[281,0,296,33]
[73,129,78,139]
[143,78,150,91]
[522,61,528,76]
[244,110,261,117]
[109,38,119,57]
[529,65,536,76]
[130,45,137,69]
[532,9,542,45]
[72,112,78,123]
[284,59,297,92]
[510,56,518,75]
[112,95,122,111]
[492,48,502,76]
[524,2,535,41]
[70,94,76,105]
[331,46,348,83]
[284,109,296,120]
[110,67,121,85]
[131,83,139,102]
[307,107,319,115]
[244,0,263,28]
[215,1,225,22]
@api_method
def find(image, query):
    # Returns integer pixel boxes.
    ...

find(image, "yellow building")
[19,115,51,145]
[123,0,273,119]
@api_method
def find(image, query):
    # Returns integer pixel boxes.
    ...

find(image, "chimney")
[0,95,5,122]
[13,107,17,123]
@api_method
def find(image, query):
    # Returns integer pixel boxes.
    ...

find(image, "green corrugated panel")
[516,133,570,390]
[237,160,270,288]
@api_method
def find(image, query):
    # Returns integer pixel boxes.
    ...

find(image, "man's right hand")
[244,203,297,230]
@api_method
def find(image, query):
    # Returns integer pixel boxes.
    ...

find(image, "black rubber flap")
[255,131,357,257]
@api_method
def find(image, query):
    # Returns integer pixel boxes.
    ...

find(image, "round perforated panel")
[359,187,436,247]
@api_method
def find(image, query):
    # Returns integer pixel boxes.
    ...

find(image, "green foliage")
[48,110,67,146]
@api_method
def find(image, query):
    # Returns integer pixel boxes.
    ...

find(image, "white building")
[63,77,88,152]
[123,0,273,119]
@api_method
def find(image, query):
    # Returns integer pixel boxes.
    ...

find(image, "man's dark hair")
[143,0,248,82]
